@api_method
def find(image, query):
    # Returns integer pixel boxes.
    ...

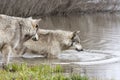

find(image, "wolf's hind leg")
[1,44,12,65]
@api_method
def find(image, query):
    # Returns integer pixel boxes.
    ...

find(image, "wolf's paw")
[2,62,8,70]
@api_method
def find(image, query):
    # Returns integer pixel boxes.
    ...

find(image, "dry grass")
[0,0,119,17]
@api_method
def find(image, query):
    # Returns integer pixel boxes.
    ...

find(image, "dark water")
[1,13,120,80]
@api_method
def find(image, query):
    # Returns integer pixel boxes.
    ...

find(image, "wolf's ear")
[76,31,80,34]
[33,18,42,24]
[73,31,80,36]
[73,31,80,35]
[36,18,42,23]
[31,18,42,28]
[71,31,80,39]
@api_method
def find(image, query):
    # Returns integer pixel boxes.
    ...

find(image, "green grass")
[0,63,88,80]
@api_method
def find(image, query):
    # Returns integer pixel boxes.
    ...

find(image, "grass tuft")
[0,63,88,80]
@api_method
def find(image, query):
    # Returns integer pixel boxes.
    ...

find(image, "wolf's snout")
[32,34,39,41]
[74,44,83,52]
[76,48,84,52]
[32,37,38,41]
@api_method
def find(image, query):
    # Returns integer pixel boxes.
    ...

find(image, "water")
[1,13,120,80]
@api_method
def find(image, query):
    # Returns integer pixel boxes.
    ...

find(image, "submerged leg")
[1,44,12,65]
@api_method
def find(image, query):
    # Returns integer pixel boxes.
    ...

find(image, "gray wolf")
[0,14,41,64]
[23,29,83,58]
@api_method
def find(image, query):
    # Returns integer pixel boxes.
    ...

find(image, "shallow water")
[1,13,120,80]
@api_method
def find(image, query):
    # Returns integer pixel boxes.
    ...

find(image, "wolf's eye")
[35,24,39,28]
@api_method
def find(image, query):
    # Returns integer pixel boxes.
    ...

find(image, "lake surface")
[1,13,120,80]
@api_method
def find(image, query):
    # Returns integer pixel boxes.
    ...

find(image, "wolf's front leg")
[47,52,59,59]
[1,44,12,65]
[47,48,61,59]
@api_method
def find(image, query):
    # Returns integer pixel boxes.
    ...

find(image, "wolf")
[23,29,83,58]
[0,14,41,64]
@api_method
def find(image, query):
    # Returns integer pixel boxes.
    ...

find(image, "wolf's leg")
[47,52,58,59]
[16,47,27,56]
[47,48,60,59]
[1,44,12,65]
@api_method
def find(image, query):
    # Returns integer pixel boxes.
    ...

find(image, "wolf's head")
[70,31,83,51]
[58,30,83,52]
[19,17,41,41]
